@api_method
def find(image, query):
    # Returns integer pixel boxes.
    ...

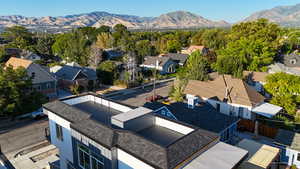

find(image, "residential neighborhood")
[1,1,300,169]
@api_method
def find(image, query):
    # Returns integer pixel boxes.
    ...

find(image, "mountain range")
[244,3,300,27]
[0,11,229,31]
[1,3,300,32]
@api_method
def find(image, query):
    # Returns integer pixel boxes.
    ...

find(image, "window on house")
[78,144,104,169]
[297,153,300,161]
[31,72,35,79]
[55,124,63,141]
[37,85,41,91]
[78,145,90,169]
[47,83,51,89]
[91,155,104,169]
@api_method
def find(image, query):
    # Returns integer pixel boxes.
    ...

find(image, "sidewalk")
[8,142,59,169]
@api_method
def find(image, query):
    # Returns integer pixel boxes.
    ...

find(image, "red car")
[146,95,163,102]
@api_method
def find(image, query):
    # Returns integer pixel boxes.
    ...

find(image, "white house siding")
[117,149,155,169]
[205,98,252,120]
[47,110,73,169]
[286,148,300,168]
[62,95,90,105]
[140,64,163,71]
[155,117,194,135]
[63,95,132,113]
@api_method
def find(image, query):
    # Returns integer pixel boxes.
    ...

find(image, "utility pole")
[153,60,159,100]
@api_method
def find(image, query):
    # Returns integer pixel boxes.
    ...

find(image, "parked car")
[146,95,163,102]
[31,108,46,119]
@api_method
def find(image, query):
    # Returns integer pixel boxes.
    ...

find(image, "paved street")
[0,119,48,156]
[107,81,173,107]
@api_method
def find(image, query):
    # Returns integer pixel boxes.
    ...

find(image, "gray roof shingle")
[144,102,239,134]
[43,101,90,123]
[162,53,189,65]
[44,95,219,169]
[55,65,97,81]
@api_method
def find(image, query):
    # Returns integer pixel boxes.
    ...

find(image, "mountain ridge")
[0,11,230,30]
[244,3,300,27]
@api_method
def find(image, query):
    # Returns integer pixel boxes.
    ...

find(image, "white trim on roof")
[252,103,282,118]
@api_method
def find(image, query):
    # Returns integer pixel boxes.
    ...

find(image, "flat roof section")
[237,139,280,169]
[137,126,184,147]
[183,142,248,169]
[73,101,123,125]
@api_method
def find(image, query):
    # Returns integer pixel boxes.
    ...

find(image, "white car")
[31,108,46,119]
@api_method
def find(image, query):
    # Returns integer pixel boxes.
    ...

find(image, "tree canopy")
[264,73,300,116]
[97,60,118,85]
[0,65,46,116]
[216,19,282,76]
[179,51,210,81]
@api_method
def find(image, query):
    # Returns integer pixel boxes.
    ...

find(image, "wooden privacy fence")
[238,119,278,138]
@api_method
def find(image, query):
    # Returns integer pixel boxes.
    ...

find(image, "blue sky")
[2,0,299,22]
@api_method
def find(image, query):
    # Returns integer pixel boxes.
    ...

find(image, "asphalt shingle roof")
[55,65,97,81]
[161,53,189,65]
[142,56,171,67]
[184,75,265,107]
[43,94,219,169]
[144,102,239,133]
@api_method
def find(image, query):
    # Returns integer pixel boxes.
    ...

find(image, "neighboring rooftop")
[103,48,124,59]
[53,65,97,81]
[237,139,280,169]
[268,63,300,76]
[5,57,56,84]
[252,103,282,118]
[181,45,207,55]
[184,75,265,107]
[43,93,218,169]
[183,142,248,169]
[144,102,239,134]
[142,56,171,67]
[243,71,269,83]
[5,57,32,69]
[274,129,300,151]
[160,53,189,65]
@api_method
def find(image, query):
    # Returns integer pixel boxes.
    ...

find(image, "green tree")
[169,80,186,102]
[264,73,300,116]
[52,31,90,66]
[135,40,157,64]
[112,24,130,48]
[0,46,6,62]
[216,19,282,75]
[1,26,34,49]
[96,25,111,33]
[70,84,84,95]
[0,65,46,116]
[97,61,118,85]
[34,33,55,55]
[182,51,210,81]
[166,39,181,53]
[95,32,112,49]
[201,29,227,50]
